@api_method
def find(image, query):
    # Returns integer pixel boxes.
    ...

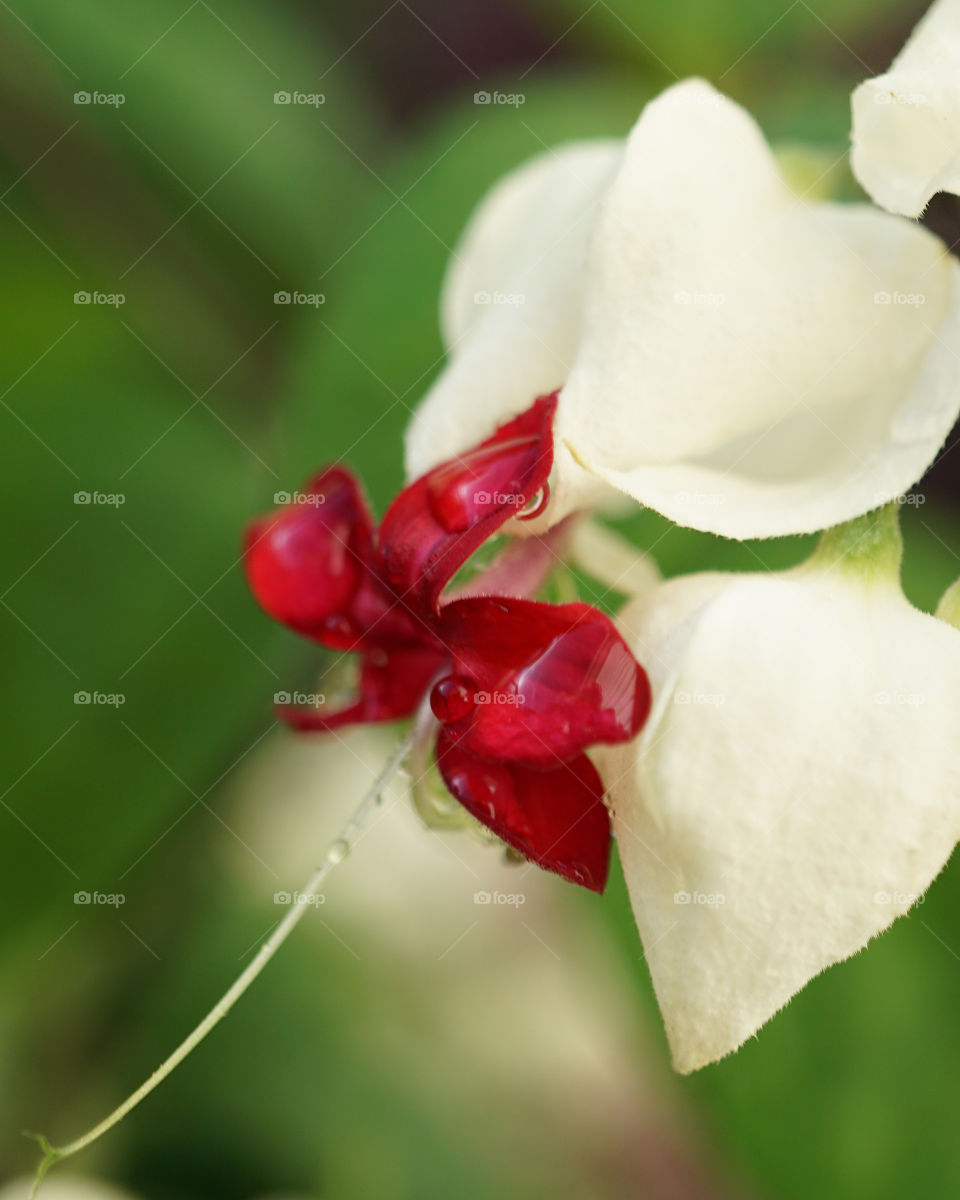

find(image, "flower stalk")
[27,731,414,1198]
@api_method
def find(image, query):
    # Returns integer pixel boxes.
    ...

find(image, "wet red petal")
[244,467,376,642]
[433,596,651,766]
[378,394,557,614]
[436,729,611,892]
[244,466,430,652]
[278,645,447,732]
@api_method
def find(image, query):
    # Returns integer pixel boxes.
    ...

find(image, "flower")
[851,0,960,217]
[244,396,651,891]
[406,78,960,541]
[594,506,960,1071]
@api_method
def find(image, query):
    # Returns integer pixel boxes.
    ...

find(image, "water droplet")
[328,838,350,865]
[555,860,592,887]
[322,612,356,642]
[517,483,550,521]
[426,436,542,532]
[430,675,477,723]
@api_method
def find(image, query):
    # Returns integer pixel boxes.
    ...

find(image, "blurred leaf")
[0,269,292,970]
[275,71,656,510]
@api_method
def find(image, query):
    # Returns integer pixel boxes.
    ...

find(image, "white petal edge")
[596,566,960,1072]
[404,140,621,480]
[550,78,960,540]
[851,0,960,217]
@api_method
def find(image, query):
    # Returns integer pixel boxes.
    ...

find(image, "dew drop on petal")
[322,612,357,642]
[517,483,549,521]
[430,675,477,723]
[553,860,593,888]
[426,436,543,532]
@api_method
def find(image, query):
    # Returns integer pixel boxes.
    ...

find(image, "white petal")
[555,79,960,539]
[598,563,960,1073]
[567,517,662,597]
[851,0,960,217]
[404,140,621,479]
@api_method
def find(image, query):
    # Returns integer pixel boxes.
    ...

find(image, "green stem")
[27,732,413,1198]
[802,503,903,584]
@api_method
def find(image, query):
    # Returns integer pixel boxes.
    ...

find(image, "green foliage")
[3,2,960,1199]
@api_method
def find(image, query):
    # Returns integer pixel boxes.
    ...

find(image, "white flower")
[407,79,960,540]
[852,0,960,217]
[595,508,960,1072]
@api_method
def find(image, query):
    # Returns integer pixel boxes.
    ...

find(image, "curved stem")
[28,732,413,1198]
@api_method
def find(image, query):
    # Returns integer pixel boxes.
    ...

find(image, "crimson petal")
[378,394,557,615]
[279,645,447,732]
[432,597,651,767]
[436,729,611,892]
[244,466,425,652]
[244,467,375,643]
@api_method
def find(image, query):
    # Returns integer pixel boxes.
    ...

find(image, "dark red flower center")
[243,396,652,892]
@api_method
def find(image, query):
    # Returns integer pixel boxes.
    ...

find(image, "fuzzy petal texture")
[596,562,960,1073]
[851,0,960,217]
[407,79,960,540]
[556,79,960,538]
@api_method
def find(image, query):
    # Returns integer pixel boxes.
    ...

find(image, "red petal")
[244,466,427,652]
[432,597,651,766]
[446,518,573,605]
[436,730,611,892]
[378,394,557,615]
[279,645,447,732]
[244,467,375,644]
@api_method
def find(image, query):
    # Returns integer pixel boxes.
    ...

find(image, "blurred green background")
[2,0,960,1197]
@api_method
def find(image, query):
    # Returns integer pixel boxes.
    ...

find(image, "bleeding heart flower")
[244,396,652,891]
[406,78,960,541]
[595,506,960,1071]
[852,0,960,217]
